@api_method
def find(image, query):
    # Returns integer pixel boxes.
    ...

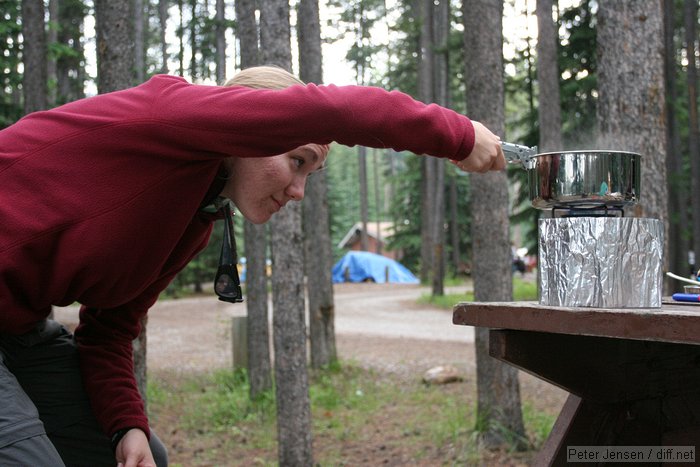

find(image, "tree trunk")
[536,0,563,152]
[463,0,526,449]
[261,2,313,464]
[94,0,134,93]
[56,0,86,104]
[94,0,144,405]
[271,203,313,465]
[418,0,434,283]
[431,0,448,296]
[235,0,260,68]
[158,0,168,73]
[449,176,460,272]
[358,145,370,251]
[298,0,337,369]
[21,0,47,115]
[244,221,272,397]
[132,316,148,411]
[664,0,688,281]
[177,0,184,75]
[373,150,382,255]
[259,0,292,69]
[133,0,144,82]
[215,0,226,83]
[597,1,668,273]
[234,0,271,399]
[189,0,197,79]
[46,0,57,106]
[684,0,700,269]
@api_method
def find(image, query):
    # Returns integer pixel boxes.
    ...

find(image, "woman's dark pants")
[0,320,167,466]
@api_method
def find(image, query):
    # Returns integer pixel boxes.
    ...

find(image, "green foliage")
[418,276,539,308]
[326,144,395,261]
[558,0,598,147]
[522,401,557,447]
[384,155,472,274]
[183,368,276,433]
[167,210,238,297]
[382,0,419,95]
[148,361,555,464]
[504,0,600,254]
[329,0,387,85]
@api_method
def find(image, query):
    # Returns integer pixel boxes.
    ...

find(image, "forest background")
[6,0,698,290]
[4,0,700,463]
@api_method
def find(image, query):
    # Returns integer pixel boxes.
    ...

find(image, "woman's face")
[222,144,328,224]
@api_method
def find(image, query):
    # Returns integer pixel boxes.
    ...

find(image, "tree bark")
[94,0,144,405]
[298,0,337,369]
[449,176,461,272]
[21,0,47,114]
[358,145,370,251]
[418,0,434,283]
[431,0,448,296]
[158,0,168,73]
[94,0,134,93]
[684,0,700,268]
[271,203,314,465]
[244,221,272,398]
[46,0,57,106]
[235,0,272,399]
[215,0,226,83]
[261,1,313,464]
[597,1,668,272]
[177,0,184,75]
[259,0,292,69]
[235,0,260,68]
[536,0,562,152]
[189,0,197,79]
[664,0,688,280]
[134,0,144,82]
[463,0,526,449]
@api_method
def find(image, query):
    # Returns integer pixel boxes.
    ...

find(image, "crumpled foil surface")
[539,217,663,308]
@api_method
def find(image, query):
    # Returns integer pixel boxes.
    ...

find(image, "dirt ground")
[53,282,567,465]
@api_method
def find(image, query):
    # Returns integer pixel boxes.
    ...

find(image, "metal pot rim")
[532,150,642,158]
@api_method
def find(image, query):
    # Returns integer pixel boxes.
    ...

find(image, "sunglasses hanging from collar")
[214,202,244,303]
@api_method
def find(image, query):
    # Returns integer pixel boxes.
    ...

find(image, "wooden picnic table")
[452,301,700,466]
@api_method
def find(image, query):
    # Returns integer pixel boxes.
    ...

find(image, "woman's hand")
[452,121,506,173]
[116,428,156,467]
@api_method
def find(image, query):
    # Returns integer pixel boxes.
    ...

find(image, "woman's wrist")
[111,427,137,452]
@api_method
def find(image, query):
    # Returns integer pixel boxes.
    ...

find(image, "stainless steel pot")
[502,142,641,209]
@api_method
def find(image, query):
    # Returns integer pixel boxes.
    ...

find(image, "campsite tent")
[332,251,419,284]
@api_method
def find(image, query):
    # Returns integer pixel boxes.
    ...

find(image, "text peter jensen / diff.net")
[567,446,695,463]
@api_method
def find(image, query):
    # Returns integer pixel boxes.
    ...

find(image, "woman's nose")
[285,177,305,201]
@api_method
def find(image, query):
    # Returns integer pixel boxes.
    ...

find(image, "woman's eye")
[293,158,305,168]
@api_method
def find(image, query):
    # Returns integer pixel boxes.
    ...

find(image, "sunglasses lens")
[215,265,243,303]
[214,203,244,303]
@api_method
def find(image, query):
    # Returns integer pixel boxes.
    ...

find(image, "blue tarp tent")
[332,251,419,284]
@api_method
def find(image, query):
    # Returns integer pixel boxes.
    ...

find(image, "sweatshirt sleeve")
[146,76,476,161]
[74,302,151,439]
[73,215,215,438]
[3,75,475,168]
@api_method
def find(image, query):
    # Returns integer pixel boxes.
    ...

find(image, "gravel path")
[54,283,474,373]
[53,283,567,414]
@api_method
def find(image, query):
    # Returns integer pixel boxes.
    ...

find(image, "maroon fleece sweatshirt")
[0,75,475,438]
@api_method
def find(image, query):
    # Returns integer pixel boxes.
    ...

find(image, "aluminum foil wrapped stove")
[538,217,664,308]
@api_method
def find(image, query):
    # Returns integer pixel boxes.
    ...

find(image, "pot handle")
[501,142,538,168]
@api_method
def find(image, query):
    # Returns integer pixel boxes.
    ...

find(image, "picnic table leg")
[486,329,700,463]
[533,394,627,466]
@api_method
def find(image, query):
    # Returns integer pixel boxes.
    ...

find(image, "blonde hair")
[224,66,332,157]
[223,65,305,90]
